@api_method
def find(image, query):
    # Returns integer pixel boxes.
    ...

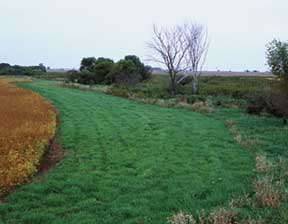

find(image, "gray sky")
[0,0,287,71]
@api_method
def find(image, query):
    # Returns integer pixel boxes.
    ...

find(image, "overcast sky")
[0,0,287,71]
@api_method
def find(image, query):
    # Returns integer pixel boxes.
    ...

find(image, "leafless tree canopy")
[147,25,187,73]
[147,24,188,94]
[147,22,209,95]
[184,24,208,74]
[182,22,209,93]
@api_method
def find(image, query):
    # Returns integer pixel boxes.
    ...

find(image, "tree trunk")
[169,72,177,96]
[192,77,199,95]
[170,80,176,96]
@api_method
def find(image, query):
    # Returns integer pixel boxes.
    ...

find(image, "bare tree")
[180,22,209,94]
[147,24,188,95]
[147,22,208,95]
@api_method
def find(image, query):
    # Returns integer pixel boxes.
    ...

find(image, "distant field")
[152,70,272,77]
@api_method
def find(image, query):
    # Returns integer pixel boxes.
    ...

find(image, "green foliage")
[38,63,47,72]
[80,57,97,71]
[76,56,150,85]
[264,40,288,120]
[0,64,46,76]
[78,70,96,85]
[106,59,140,84]
[0,63,10,70]
[76,57,115,84]
[266,39,288,79]
[124,55,152,80]
[91,58,114,84]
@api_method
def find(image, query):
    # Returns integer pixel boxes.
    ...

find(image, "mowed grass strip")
[0,79,56,196]
[0,81,254,224]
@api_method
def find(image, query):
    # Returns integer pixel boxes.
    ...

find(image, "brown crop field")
[0,79,56,196]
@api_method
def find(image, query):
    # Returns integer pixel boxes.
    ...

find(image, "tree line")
[67,55,152,85]
[0,63,46,76]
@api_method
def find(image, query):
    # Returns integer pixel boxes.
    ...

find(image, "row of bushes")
[67,55,152,85]
[107,75,288,122]
[0,63,46,76]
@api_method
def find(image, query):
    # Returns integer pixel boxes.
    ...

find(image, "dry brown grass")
[254,176,284,208]
[225,119,238,135]
[225,119,263,149]
[169,208,265,224]
[253,155,287,209]
[0,79,56,196]
[234,134,242,144]
[255,154,271,173]
[229,194,254,208]
[168,211,196,224]
[205,208,238,224]
[169,208,238,224]
[240,138,263,148]
[240,220,264,224]
[233,134,263,148]
[191,101,214,113]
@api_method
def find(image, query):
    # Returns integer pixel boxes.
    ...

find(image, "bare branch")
[147,24,189,95]
[147,22,208,95]
[180,22,209,93]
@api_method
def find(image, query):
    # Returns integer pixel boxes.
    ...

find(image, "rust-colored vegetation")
[0,79,56,196]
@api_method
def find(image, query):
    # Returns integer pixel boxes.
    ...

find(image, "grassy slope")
[209,107,288,222]
[0,81,255,224]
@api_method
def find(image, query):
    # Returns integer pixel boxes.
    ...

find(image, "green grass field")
[0,80,287,223]
[0,80,255,224]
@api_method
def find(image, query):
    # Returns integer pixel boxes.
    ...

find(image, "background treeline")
[0,63,46,76]
[67,55,152,85]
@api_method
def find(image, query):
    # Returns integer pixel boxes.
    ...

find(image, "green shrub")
[247,96,270,115]
[124,55,152,81]
[80,57,97,71]
[106,59,140,85]
[77,57,115,84]
[77,55,150,85]
[266,39,288,79]
[247,81,288,123]
[91,58,114,84]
